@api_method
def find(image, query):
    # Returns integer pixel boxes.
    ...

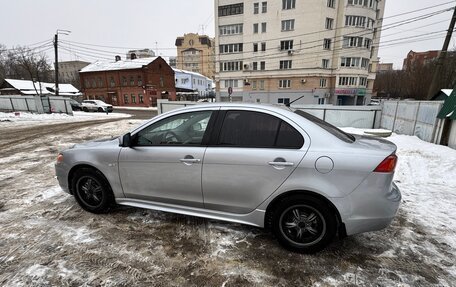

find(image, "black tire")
[71,167,114,214]
[271,195,336,253]
[83,107,89,112]
[97,107,103,112]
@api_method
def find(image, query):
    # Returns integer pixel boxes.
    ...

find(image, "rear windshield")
[294,110,355,143]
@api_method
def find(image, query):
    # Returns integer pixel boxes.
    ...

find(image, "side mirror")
[120,132,132,147]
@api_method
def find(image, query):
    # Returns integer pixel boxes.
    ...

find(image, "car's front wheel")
[82,107,89,112]
[271,195,336,253]
[71,168,114,213]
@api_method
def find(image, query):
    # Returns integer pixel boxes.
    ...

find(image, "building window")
[345,15,366,27]
[367,18,375,29]
[327,0,335,8]
[361,58,370,69]
[279,79,291,88]
[138,76,142,86]
[359,77,367,87]
[160,76,164,87]
[322,59,330,69]
[98,77,103,88]
[323,39,331,50]
[139,94,144,103]
[262,2,267,13]
[252,80,257,90]
[253,43,258,52]
[261,42,266,51]
[130,76,135,86]
[281,19,295,31]
[280,40,294,50]
[224,79,239,88]
[325,18,334,29]
[219,43,244,54]
[282,0,296,10]
[260,61,266,70]
[320,78,327,88]
[253,62,258,70]
[364,38,372,49]
[131,94,136,104]
[124,94,129,104]
[84,79,90,89]
[91,79,96,88]
[122,76,127,86]
[341,57,360,67]
[343,36,363,48]
[254,2,259,14]
[218,3,244,17]
[253,23,259,33]
[318,98,325,105]
[339,76,357,86]
[279,60,292,69]
[110,77,115,87]
[278,98,290,105]
[261,22,267,33]
[220,61,243,71]
[219,24,243,35]
[259,80,265,90]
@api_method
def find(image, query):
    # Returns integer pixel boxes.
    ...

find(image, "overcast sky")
[0,0,454,69]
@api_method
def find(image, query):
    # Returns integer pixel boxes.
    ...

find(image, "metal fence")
[0,95,73,115]
[380,101,443,142]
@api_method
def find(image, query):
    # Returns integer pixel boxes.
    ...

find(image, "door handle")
[268,161,294,167]
[179,158,201,163]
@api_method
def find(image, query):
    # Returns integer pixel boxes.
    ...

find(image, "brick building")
[79,57,176,107]
[402,50,440,70]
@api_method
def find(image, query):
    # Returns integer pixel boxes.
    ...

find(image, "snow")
[0,111,131,127]
[80,57,158,73]
[4,79,81,96]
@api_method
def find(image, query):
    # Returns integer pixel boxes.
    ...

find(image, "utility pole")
[54,30,71,98]
[54,33,59,97]
[426,6,456,99]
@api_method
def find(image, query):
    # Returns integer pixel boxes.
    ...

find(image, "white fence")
[291,105,381,128]
[0,95,73,115]
[157,100,382,129]
[380,101,443,143]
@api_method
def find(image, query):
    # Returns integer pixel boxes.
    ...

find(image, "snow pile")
[0,111,131,124]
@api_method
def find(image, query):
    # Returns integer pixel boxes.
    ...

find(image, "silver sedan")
[55,103,401,253]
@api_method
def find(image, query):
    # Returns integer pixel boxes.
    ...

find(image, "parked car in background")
[81,100,113,113]
[69,99,82,111]
[55,103,401,253]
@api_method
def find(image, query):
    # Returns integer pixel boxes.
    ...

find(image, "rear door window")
[217,110,303,149]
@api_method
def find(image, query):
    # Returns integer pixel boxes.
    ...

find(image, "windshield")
[294,110,355,143]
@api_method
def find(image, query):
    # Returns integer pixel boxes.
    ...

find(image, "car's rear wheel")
[97,107,103,112]
[271,195,336,253]
[83,107,88,112]
[71,168,114,213]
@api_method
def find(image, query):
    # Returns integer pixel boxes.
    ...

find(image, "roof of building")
[3,79,81,96]
[80,57,158,73]
[172,68,212,81]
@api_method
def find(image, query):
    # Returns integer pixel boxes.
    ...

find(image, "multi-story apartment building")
[79,57,176,107]
[215,0,385,105]
[175,33,215,79]
[58,60,90,88]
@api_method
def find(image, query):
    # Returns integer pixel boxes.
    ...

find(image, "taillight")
[374,154,397,173]
[56,153,64,164]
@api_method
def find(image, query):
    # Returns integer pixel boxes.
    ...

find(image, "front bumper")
[55,163,71,194]
[333,174,401,236]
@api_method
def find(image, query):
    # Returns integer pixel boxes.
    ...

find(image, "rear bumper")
[333,174,401,236]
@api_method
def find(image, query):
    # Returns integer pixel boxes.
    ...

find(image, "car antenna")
[285,95,305,109]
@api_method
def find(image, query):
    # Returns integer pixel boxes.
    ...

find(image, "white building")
[173,68,214,99]
[215,0,385,105]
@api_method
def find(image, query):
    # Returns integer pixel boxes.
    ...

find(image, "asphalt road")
[113,108,158,120]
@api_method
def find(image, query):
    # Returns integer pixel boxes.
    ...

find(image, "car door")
[118,109,216,208]
[202,109,309,214]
